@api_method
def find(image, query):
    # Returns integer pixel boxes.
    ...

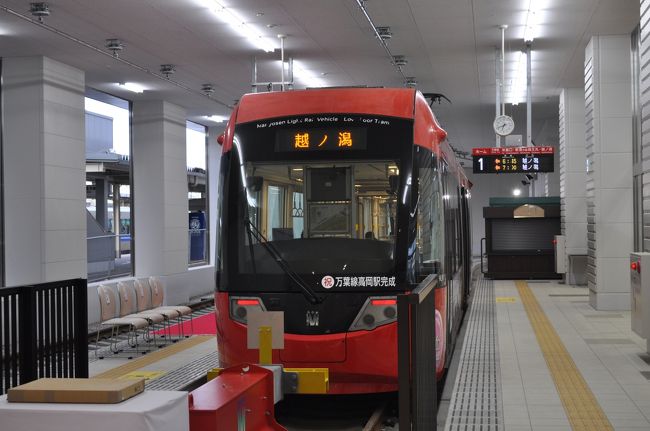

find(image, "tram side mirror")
[246,176,263,192]
[388,175,399,195]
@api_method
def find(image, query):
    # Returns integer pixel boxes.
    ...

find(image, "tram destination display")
[276,127,367,152]
[472,146,554,174]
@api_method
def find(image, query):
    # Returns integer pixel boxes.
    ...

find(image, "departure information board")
[472,146,554,174]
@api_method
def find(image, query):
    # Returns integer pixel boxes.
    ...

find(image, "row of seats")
[95,277,193,358]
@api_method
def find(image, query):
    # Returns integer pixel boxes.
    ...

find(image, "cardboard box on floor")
[7,378,145,404]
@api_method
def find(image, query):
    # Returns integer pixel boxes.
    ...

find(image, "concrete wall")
[2,56,86,286]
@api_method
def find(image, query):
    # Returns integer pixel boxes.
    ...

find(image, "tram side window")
[415,148,443,281]
[441,161,458,275]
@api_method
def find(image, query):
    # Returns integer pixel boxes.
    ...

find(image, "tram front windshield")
[237,161,399,276]
[219,114,413,292]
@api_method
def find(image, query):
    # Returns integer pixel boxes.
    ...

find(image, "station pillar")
[584,36,633,310]
[2,56,87,286]
[559,88,588,285]
[132,101,188,278]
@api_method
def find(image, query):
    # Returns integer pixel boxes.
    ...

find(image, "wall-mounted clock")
[493,115,515,136]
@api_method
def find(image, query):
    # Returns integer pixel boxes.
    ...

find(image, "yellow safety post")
[283,368,329,394]
[258,326,272,365]
[206,368,224,382]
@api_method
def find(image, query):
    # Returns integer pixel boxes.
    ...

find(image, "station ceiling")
[0,0,640,153]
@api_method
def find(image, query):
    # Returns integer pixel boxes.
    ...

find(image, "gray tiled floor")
[496,280,650,430]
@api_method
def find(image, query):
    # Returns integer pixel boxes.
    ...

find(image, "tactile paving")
[146,351,220,391]
[445,274,502,430]
[515,280,613,431]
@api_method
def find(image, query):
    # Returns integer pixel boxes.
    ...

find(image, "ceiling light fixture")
[203,115,228,123]
[509,51,527,105]
[523,0,541,42]
[29,2,50,22]
[160,64,176,78]
[392,55,407,67]
[117,82,145,93]
[290,60,325,88]
[376,26,393,40]
[201,83,215,96]
[512,188,522,196]
[201,0,276,52]
[105,38,124,57]
[404,77,417,88]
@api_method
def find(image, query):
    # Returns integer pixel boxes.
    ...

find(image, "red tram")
[214,88,472,394]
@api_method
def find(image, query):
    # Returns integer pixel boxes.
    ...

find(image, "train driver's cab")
[237,161,399,276]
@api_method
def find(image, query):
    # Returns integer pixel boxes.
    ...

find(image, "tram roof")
[234,87,418,124]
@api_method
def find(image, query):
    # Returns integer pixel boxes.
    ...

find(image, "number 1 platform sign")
[472,146,554,174]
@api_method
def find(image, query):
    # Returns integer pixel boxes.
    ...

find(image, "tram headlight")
[229,296,266,324]
[349,296,397,331]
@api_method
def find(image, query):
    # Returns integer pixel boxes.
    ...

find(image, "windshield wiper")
[244,218,322,305]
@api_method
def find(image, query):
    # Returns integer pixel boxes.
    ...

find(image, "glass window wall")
[187,121,209,264]
[85,90,132,282]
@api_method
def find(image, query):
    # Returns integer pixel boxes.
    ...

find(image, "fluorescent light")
[508,51,527,105]
[291,60,325,88]
[523,0,542,42]
[117,82,145,93]
[512,188,522,196]
[204,115,228,123]
[201,0,276,52]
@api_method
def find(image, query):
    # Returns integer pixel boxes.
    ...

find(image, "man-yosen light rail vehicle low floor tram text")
[214,87,472,394]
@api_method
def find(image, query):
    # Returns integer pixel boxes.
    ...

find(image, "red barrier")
[189,363,286,431]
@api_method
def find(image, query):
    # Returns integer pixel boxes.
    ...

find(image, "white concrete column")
[2,56,86,286]
[559,88,588,282]
[132,101,188,277]
[584,36,633,310]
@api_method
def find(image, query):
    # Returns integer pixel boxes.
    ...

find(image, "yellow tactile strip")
[515,281,613,431]
[93,335,214,379]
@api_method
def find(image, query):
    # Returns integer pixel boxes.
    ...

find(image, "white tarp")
[0,390,188,431]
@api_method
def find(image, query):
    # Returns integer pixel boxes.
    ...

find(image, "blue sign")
[189,212,206,261]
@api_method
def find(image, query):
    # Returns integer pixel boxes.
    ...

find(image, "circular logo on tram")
[321,275,335,289]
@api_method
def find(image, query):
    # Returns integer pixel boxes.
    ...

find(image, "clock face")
[493,115,515,136]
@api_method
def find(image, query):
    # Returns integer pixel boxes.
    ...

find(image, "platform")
[89,306,218,391]
[441,276,650,430]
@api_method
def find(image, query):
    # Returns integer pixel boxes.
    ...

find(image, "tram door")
[304,167,354,238]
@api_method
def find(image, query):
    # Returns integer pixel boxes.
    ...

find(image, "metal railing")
[1,278,88,394]
[398,274,438,430]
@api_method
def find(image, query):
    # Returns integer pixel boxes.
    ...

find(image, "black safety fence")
[398,274,438,430]
[1,278,88,395]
